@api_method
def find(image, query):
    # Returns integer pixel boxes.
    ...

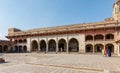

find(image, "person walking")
[108,47,111,57]
[104,48,108,57]
[102,48,104,56]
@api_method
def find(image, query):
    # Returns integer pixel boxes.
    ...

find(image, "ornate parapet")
[104,18,114,21]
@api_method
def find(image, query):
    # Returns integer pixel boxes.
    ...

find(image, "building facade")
[0,40,13,53]
[6,0,120,56]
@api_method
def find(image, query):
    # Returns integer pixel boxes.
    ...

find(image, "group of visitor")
[101,48,112,57]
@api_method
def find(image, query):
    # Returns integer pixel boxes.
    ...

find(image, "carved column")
[29,32,32,52]
[56,31,59,53]
[46,30,48,53]
[104,26,106,51]
[93,28,95,53]
[38,31,40,52]
[66,28,69,53]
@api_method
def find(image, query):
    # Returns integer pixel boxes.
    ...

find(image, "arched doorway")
[95,44,103,52]
[14,46,19,53]
[58,39,67,52]
[19,46,22,52]
[23,46,27,52]
[31,40,38,52]
[86,44,93,53]
[10,47,13,53]
[3,45,8,53]
[14,40,17,44]
[19,39,23,43]
[0,45,3,53]
[69,38,79,52]
[106,44,114,53]
[40,40,46,52]
[48,39,56,52]
[23,39,27,43]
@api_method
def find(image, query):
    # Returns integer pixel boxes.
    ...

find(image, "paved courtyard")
[0,53,120,73]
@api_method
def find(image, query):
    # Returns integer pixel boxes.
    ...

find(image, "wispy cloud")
[0,32,7,40]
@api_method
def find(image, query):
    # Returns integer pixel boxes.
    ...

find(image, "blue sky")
[0,0,115,40]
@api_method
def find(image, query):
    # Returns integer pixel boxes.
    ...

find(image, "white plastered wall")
[26,34,85,53]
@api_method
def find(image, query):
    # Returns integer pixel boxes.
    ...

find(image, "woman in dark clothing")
[108,47,111,57]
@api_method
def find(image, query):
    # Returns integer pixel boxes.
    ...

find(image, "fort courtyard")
[0,53,120,73]
[0,0,120,73]
[2,0,120,56]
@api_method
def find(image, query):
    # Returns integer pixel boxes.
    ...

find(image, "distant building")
[6,0,120,56]
[0,40,13,53]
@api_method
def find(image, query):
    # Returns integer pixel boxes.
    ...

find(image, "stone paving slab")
[0,63,99,73]
[0,53,120,73]
[29,54,120,71]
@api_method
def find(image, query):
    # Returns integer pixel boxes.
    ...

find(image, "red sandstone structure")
[5,0,120,56]
[0,40,13,53]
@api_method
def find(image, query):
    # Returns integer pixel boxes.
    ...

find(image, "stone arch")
[106,44,114,53]
[14,40,18,44]
[48,39,56,52]
[86,44,93,53]
[23,45,27,52]
[19,45,22,52]
[40,40,46,52]
[105,34,114,40]
[19,39,23,43]
[23,39,27,43]
[14,46,19,53]
[31,40,38,52]
[3,45,8,53]
[10,47,13,53]
[94,34,104,40]
[69,38,79,52]
[0,45,3,53]
[58,39,67,52]
[85,35,93,41]
[95,44,103,52]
